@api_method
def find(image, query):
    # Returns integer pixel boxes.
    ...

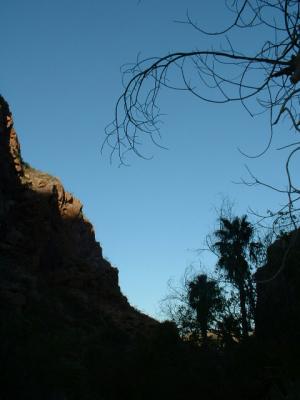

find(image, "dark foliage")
[188,274,224,343]
[212,215,257,338]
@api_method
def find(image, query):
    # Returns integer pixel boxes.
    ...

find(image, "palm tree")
[212,215,256,339]
[188,274,223,345]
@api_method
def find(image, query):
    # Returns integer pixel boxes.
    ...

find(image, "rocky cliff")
[0,96,161,399]
[0,95,157,325]
[255,229,300,343]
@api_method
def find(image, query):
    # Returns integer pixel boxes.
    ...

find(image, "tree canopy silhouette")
[188,274,224,344]
[211,215,258,338]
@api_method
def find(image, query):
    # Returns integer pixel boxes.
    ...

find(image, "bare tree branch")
[105,0,300,227]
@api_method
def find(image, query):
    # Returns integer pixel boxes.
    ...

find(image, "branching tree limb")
[105,0,300,227]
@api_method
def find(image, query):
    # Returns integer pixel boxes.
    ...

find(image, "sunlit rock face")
[0,95,156,334]
[255,230,300,343]
[0,96,23,206]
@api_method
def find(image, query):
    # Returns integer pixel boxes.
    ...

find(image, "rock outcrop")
[255,229,300,343]
[0,95,156,327]
[0,96,160,399]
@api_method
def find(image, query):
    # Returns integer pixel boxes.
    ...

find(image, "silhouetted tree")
[188,274,224,345]
[212,215,257,338]
[161,268,231,345]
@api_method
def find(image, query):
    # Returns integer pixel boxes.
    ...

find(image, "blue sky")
[1,0,294,318]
